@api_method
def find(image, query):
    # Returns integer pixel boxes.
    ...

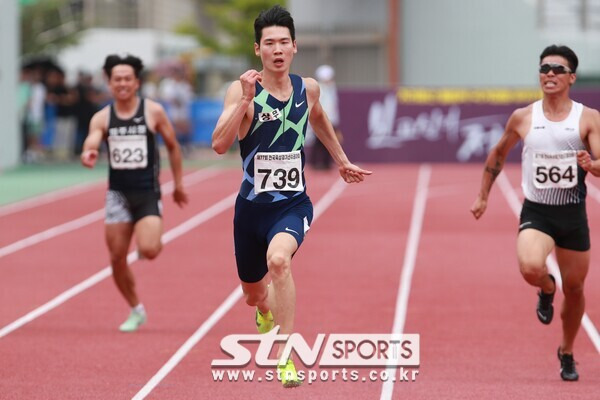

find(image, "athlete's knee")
[244,288,268,307]
[138,242,162,260]
[562,279,585,299]
[109,252,128,268]
[267,252,291,278]
[519,260,546,285]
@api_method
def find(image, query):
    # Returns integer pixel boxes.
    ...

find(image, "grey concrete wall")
[402,0,541,86]
[0,1,20,168]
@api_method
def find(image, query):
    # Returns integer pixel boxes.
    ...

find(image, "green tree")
[21,0,83,57]
[177,0,284,67]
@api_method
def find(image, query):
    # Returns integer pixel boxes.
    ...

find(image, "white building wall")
[58,28,197,82]
[145,0,198,31]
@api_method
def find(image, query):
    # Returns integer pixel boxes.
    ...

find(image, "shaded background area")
[2,0,600,169]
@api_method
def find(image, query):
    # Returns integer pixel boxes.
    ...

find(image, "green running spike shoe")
[119,309,146,332]
[278,359,302,388]
[255,308,274,334]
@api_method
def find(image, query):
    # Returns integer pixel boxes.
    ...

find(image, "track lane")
[392,164,600,399]
[149,165,418,399]
[0,168,343,399]
[4,164,598,399]
[0,170,241,328]
[0,180,104,217]
[0,168,221,251]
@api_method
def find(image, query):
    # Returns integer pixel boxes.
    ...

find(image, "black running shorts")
[105,190,162,224]
[519,199,590,251]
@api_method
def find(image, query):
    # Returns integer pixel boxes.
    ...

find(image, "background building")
[3,0,600,169]
[290,0,600,88]
[79,0,203,31]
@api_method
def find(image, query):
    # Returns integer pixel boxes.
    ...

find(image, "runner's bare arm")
[577,107,600,176]
[305,78,372,183]
[212,70,261,153]
[150,101,188,207]
[80,107,108,169]
[471,108,524,219]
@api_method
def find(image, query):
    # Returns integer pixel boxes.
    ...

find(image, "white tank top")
[521,100,586,205]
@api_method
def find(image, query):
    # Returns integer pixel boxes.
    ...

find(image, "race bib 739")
[254,151,303,194]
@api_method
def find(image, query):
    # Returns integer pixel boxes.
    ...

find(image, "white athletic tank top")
[521,100,586,205]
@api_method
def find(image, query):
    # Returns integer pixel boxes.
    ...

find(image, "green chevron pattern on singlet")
[250,89,308,151]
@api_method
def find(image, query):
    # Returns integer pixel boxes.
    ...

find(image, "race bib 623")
[108,135,148,169]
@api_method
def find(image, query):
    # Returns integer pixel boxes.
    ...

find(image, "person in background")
[309,64,343,170]
[23,66,46,163]
[81,54,188,332]
[159,66,194,154]
[45,67,76,160]
[73,71,100,156]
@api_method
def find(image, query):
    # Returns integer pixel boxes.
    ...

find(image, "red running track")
[0,164,599,399]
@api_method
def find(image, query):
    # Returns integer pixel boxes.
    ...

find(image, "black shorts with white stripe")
[519,198,589,251]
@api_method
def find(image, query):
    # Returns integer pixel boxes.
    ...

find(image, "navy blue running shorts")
[233,194,313,283]
[519,199,589,251]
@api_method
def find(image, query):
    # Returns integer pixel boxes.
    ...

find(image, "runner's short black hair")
[103,54,144,78]
[254,5,295,44]
[539,45,578,73]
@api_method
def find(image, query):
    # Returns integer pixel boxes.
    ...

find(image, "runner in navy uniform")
[471,45,600,381]
[212,5,371,387]
[81,54,188,332]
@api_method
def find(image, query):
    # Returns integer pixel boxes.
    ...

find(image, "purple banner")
[338,88,600,163]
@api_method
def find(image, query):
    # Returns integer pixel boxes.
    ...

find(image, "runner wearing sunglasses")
[471,45,600,381]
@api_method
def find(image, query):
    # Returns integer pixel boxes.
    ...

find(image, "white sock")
[133,303,146,314]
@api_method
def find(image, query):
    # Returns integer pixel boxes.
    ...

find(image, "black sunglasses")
[539,63,572,75]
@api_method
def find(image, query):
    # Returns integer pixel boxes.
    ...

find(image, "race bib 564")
[532,150,577,189]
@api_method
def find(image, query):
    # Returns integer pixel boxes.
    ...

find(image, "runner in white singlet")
[471,45,600,382]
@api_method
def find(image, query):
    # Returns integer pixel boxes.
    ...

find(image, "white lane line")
[132,179,348,400]
[0,162,226,217]
[0,210,105,259]
[380,164,431,400]
[0,181,104,218]
[0,168,222,260]
[131,285,243,400]
[0,191,238,339]
[497,173,600,354]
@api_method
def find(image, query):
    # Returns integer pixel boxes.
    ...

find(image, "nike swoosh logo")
[133,117,144,123]
[537,310,548,321]
[285,227,299,235]
[295,101,305,108]
[519,221,532,229]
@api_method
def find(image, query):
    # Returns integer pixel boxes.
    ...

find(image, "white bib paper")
[108,135,148,169]
[254,151,303,194]
[532,150,577,189]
